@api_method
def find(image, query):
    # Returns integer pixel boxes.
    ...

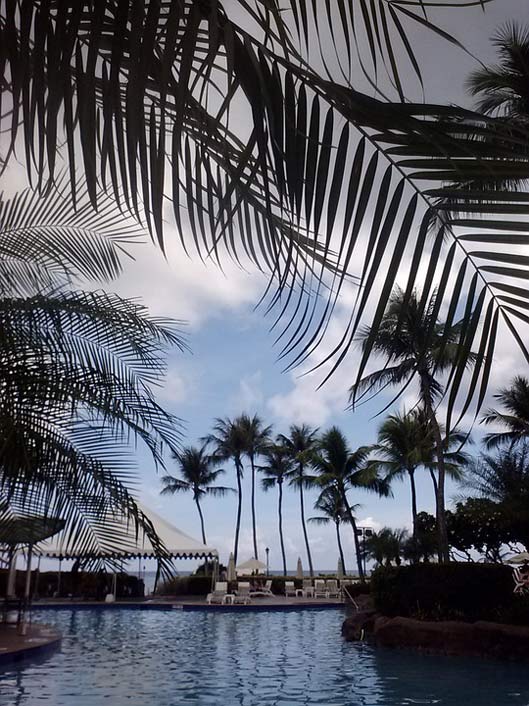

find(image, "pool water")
[2,608,529,705]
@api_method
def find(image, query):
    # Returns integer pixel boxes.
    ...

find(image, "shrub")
[371,563,515,622]
[157,575,213,596]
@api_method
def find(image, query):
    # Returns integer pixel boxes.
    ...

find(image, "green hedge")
[157,575,213,596]
[0,569,145,599]
[371,563,516,622]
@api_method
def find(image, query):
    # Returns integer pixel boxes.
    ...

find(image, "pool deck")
[0,623,62,665]
[33,596,347,612]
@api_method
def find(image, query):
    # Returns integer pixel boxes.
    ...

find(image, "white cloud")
[230,371,265,411]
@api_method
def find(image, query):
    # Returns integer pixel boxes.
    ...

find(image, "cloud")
[230,371,265,411]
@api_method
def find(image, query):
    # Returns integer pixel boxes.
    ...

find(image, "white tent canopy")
[36,503,218,560]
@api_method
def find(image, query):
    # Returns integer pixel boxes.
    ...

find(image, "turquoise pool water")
[2,608,529,705]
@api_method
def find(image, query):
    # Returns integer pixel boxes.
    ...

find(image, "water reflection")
[0,609,528,706]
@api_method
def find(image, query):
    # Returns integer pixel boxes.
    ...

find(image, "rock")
[342,610,378,641]
[372,616,529,661]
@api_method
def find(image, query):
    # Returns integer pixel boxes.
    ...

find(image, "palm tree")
[467,23,529,123]
[350,288,471,563]
[0,185,185,564]
[367,411,425,548]
[309,487,352,576]
[160,445,233,545]
[461,443,529,550]
[364,528,409,567]
[481,376,529,449]
[239,414,272,560]
[368,409,470,557]
[259,444,293,576]
[278,424,319,578]
[203,417,247,564]
[312,426,389,581]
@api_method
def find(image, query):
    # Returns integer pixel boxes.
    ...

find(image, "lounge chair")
[326,579,341,599]
[206,581,228,604]
[284,581,297,597]
[302,579,314,598]
[251,580,273,597]
[314,579,328,598]
[234,582,252,604]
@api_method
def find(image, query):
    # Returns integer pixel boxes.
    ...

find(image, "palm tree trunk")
[335,521,346,574]
[341,491,365,582]
[278,481,287,576]
[250,455,258,559]
[408,468,418,563]
[195,496,207,545]
[234,459,243,565]
[298,463,314,577]
[422,393,450,563]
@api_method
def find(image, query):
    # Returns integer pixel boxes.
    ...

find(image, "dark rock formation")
[341,610,378,641]
[372,616,529,662]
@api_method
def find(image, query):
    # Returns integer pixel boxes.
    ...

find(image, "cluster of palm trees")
[161,356,529,579]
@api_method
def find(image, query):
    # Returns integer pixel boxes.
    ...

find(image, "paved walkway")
[33,596,346,610]
[0,623,61,665]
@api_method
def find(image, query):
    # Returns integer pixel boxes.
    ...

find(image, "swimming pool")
[1,608,529,705]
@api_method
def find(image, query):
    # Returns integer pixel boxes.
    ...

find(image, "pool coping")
[0,624,62,666]
[33,599,347,613]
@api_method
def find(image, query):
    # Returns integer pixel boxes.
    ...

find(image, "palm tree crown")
[467,23,529,121]
[482,376,529,449]
[161,445,232,545]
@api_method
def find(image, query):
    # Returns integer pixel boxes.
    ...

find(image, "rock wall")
[342,613,529,662]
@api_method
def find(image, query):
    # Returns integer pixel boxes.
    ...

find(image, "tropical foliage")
[3,2,529,436]
[0,184,185,566]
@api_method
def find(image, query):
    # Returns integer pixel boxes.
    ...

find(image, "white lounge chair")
[302,579,314,598]
[284,581,297,597]
[314,579,328,598]
[234,582,252,604]
[251,580,273,597]
[206,581,228,604]
[326,579,340,599]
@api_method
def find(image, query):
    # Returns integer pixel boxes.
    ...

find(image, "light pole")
[356,527,373,577]
[265,547,270,576]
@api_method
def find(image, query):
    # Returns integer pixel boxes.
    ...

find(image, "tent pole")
[34,556,41,600]
[57,557,62,597]
[6,548,17,598]
[19,544,33,636]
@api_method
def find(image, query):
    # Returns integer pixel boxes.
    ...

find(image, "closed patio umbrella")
[337,557,345,579]
[227,552,236,581]
[296,557,303,579]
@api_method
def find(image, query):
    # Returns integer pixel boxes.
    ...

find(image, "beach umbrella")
[507,552,529,564]
[227,552,236,581]
[296,557,303,579]
[337,557,345,579]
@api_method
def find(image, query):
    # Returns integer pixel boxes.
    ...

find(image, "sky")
[5,0,529,576]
